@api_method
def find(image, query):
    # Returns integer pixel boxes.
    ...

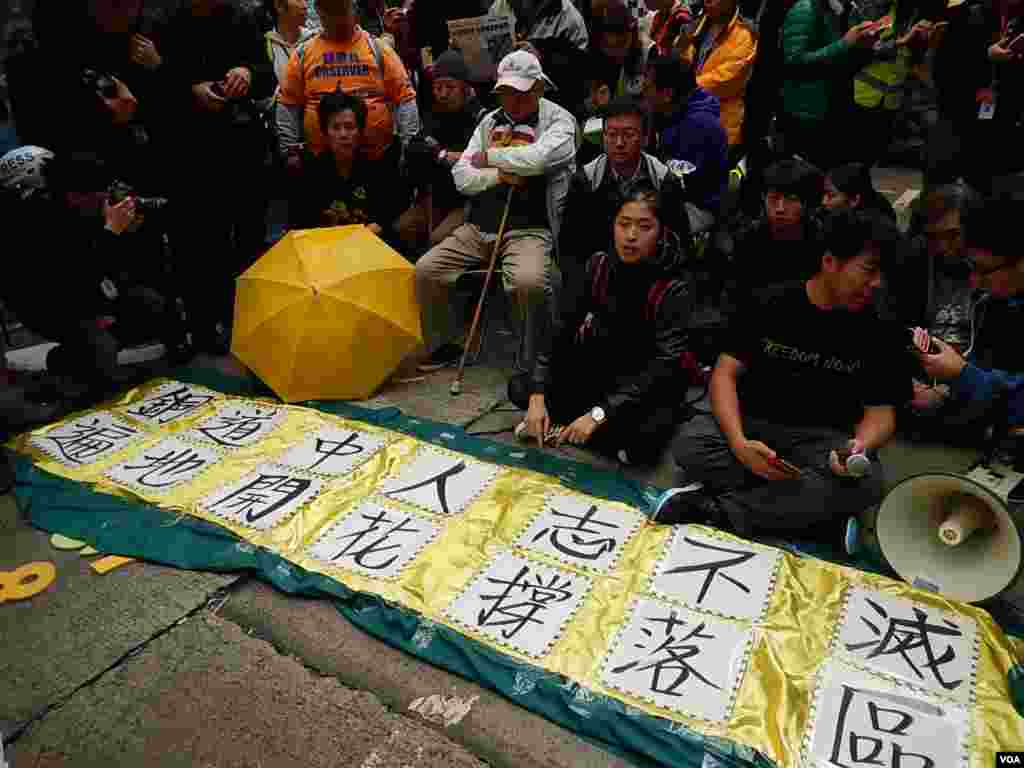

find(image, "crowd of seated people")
[1,0,1021,553]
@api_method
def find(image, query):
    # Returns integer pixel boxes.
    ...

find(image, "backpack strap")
[645,278,702,385]
[591,254,612,307]
[366,31,386,80]
[644,279,674,325]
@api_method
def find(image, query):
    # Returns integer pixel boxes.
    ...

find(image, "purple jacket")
[655,86,728,215]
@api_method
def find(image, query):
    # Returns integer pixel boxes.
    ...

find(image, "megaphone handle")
[981,379,1013,467]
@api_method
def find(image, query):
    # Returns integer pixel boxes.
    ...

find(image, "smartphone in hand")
[769,456,803,477]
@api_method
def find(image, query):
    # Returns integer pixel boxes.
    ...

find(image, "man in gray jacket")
[416,50,577,372]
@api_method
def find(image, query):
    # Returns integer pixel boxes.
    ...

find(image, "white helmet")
[0,145,54,199]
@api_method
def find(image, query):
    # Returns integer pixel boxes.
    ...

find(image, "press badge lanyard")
[979,14,1009,119]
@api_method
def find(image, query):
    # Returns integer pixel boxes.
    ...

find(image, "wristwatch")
[590,406,606,424]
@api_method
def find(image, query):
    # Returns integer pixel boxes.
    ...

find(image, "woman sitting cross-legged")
[508,181,695,465]
[291,88,408,249]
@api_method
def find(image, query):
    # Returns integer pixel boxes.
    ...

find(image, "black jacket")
[415,96,486,211]
[533,230,695,417]
[718,213,824,310]
[1,195,133,321]
[292,150,409,246]
[160,1,274,137]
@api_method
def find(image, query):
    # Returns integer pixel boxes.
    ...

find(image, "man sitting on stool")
[415,50,577,373]
[658,209,910,550]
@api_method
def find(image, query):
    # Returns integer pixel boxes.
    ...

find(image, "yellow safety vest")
[853,11,911,110]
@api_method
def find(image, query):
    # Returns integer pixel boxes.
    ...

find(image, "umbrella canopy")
[232,226,422,403]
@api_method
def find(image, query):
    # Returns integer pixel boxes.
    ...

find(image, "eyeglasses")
[604,129,641,142]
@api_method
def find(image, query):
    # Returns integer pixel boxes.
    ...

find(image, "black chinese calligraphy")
[825,685,945,768]
[115,440,216,489]
[206,471,320,528]
[476,563,576,640]
[652,530,781,621]
[191,406,280,448]
[35,415,141,466]
[663,537,756,603]
[610,610,722,696]
[446,554,590,657]
[318,507,425,571]
[125,384,216,425]
[845,597,966,692]
[382,460,465,515]
[307,432,364,470]
[531,504,619,561]
[279,428,389,476]
[600,597,750,720]
[378,449,500,516]
[518,495,643,573]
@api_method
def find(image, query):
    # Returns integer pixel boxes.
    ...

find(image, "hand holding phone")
[768,456,803,477]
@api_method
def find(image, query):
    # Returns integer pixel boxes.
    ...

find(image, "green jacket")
[780,0,854,122]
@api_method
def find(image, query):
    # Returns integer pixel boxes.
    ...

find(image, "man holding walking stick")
[414,51,578,389]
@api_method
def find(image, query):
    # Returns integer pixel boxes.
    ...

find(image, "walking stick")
[450,185,515,396]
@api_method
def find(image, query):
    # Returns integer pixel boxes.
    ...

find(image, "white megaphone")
[876,462,1024,604]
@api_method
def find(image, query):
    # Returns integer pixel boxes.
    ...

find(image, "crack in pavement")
[214,600,500,766]
[2,575,251,751]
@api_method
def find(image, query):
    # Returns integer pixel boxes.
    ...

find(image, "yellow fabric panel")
[14,379,1024,767]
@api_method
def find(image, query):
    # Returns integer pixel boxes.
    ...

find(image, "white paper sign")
[651,527,781,621]
[184,404,284,448]
[277,427,389,476]
[515,493,643,573]
[307,501,442,579]
[200,464,323,531]
[601,597,752,722]
[106,437,221,493]
[30,412,144,467]
[447,15,515,81]
[445,552,591,659]
[376,447,500,516]
[805,662,969,768]
[836,588,978,704]
[121,382,219,425]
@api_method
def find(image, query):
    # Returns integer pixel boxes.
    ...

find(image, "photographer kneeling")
[0,147,187,405]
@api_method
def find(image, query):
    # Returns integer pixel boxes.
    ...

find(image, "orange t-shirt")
[279,28,416,159]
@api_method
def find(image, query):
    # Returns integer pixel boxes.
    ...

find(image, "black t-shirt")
[727,281,912,429]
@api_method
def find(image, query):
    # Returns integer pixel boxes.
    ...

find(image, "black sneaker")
[651,483,724,526]
[417,344,464,372]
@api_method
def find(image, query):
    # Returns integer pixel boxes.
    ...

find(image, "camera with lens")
[210,81,262,130]
[81,67,119,100]
[107,179,169,214]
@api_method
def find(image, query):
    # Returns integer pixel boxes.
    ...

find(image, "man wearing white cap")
[415,50,578,381]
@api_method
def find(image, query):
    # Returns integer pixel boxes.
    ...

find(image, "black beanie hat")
[433,50,471,82]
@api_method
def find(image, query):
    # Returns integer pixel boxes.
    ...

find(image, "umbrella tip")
[449,379,462,396]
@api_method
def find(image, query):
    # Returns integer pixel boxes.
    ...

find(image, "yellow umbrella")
[232,225,422,403]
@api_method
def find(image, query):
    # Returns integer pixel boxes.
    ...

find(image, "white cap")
[493,50,556,93]
[0,145,54,199]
